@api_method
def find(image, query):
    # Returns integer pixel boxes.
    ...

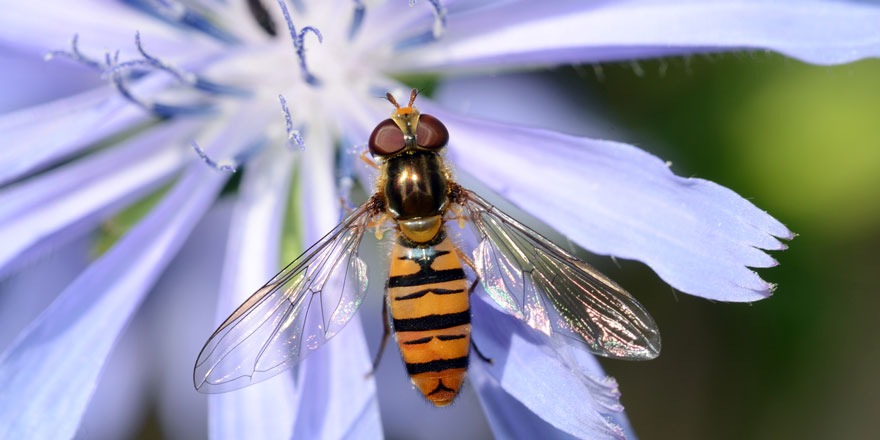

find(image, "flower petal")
[437,110,791,301]
[0,45,101,113]
[0,1,213,56]
[0,164,227,439]
[469,366,580,440]
[471,296,627,439]
[0,84,152,186]
[397,0,880,71]
[291,126,382,439]
[0,237,89,351]
[0,117,196,277]
[0,100,270,438]
[434,72,618,139]
[146,201,234,440]
[208,146,299,440]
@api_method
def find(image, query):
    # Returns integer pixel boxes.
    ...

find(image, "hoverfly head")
[368,89,448,158]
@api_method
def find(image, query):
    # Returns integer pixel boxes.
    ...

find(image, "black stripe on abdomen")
[388,268,466,288]
[405,357,469,375]
[395,287,465,301]
[393,311,470,332]
[401,333,467,346]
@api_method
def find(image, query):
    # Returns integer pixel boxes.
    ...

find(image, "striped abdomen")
[387,231,470,406]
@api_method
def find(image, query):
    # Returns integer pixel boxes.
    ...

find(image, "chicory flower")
[1,0,878,438]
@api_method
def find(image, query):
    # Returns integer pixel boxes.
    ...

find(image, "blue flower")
[1,0,877,438]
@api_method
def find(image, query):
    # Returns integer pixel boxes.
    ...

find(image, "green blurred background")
[588,54,880,439]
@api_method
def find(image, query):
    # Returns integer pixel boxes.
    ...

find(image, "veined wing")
[194,202,378,393]
[458,189,661,360]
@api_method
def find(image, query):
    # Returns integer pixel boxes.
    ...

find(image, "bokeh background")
[2,46,878,439]
[588,54,880,439]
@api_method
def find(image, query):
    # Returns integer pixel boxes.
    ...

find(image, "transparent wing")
[458,189,661,360]
[194,203,377,393]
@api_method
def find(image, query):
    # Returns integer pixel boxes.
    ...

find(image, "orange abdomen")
[387,231,470,406]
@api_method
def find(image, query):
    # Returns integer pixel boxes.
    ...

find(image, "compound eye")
[369,119,405,156]
[416,114,448,150]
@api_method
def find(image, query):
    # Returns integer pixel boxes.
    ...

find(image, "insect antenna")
[385,92,400,109]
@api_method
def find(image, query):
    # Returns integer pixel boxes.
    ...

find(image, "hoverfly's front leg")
[367,212,393,240]
[360,150,380,170]
[363,193,392,240]
[445,203,469,230]
[366,300,391,378]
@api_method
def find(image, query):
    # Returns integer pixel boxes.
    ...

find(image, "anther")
[190,140,238,173]
[105,50,214,118]
[276,0,323,86]
[348,0,366,40]
[44,34,104,70]
[278,94,306,150]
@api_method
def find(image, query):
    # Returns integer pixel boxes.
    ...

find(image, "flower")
[0,0,877,438]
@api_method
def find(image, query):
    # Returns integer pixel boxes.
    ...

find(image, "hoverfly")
[194,89,661,406]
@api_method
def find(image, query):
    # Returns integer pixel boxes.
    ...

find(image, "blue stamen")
[134,31,195,84]
[106,50,214,118]
[278,94,306,150]
[276,0,323,86]
[72,32,254,117]
[423,0,447,39]
[348,0,366,40]
[190,140,238,173]
[44,34,104,70]
[131,31,250,96]
[395,0,447,49]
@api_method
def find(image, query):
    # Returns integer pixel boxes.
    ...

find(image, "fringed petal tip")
[442,112,793,303]
[471,297,631,439]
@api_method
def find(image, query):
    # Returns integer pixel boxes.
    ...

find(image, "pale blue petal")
[434,72,620,139]
[0,99,271,438]
[0,85,150,186]
[436,109,791,301]
[469,364,578,440]
[208,147,299,440]
[0,163,227,439]
[0,45,101,113]
[471,295,627,439]
[397,0,880,71]
[292,128,382,439]
[0,237,89,351]
[0,118,196,277]
[147,200,230,440]
[75,299,153,440]
[0,1,213,56]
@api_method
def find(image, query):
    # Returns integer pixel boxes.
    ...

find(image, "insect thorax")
[384,150,449,222]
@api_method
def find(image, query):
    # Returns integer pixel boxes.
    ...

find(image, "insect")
[193,89,661,405]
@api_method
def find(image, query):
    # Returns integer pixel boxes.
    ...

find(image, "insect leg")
[453,243,478,275]
[471,340,493,365]
[366,299,391,378]
[463,268,494,365]
[360,150,380,169]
